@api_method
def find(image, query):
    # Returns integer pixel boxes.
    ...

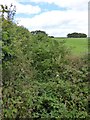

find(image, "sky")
[0,0,88,37]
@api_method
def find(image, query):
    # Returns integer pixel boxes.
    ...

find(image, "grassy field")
[53,37,88,56]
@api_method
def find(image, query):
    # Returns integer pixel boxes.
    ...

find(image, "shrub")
[2,9,89,119]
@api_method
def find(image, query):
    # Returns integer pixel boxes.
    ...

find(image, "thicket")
[1,5,89,119]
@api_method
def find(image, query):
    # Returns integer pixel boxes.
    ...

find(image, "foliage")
[49,36,54,38]
[67,32,87,38]
[0,4,16,21]
[31,30,48,36]
[1,4,89,119]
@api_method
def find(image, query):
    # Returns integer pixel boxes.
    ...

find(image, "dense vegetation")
[1,5,89,119]
[67,32,87,38]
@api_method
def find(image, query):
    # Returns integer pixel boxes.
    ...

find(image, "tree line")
[67,32,87,38]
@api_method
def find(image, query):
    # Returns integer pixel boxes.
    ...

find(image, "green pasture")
[53,37,88,56]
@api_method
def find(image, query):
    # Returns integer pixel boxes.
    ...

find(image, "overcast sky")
[0,0,88,37]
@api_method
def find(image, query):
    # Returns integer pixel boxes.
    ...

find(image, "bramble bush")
[1,5,89,119]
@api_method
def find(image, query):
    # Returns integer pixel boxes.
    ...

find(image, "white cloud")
[0,0,41,14]
[23,0,88,11]
[16,10,87,37]
[12,0,88,12]
[0,0,88,37]
[16,4,41,14]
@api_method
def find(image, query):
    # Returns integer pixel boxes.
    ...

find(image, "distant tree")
[81,33,87,38]
[67,33,71,38]
[31,30,48,36]
[31,30,48,41]
[49,36,54,38]
[67,32,87,38]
